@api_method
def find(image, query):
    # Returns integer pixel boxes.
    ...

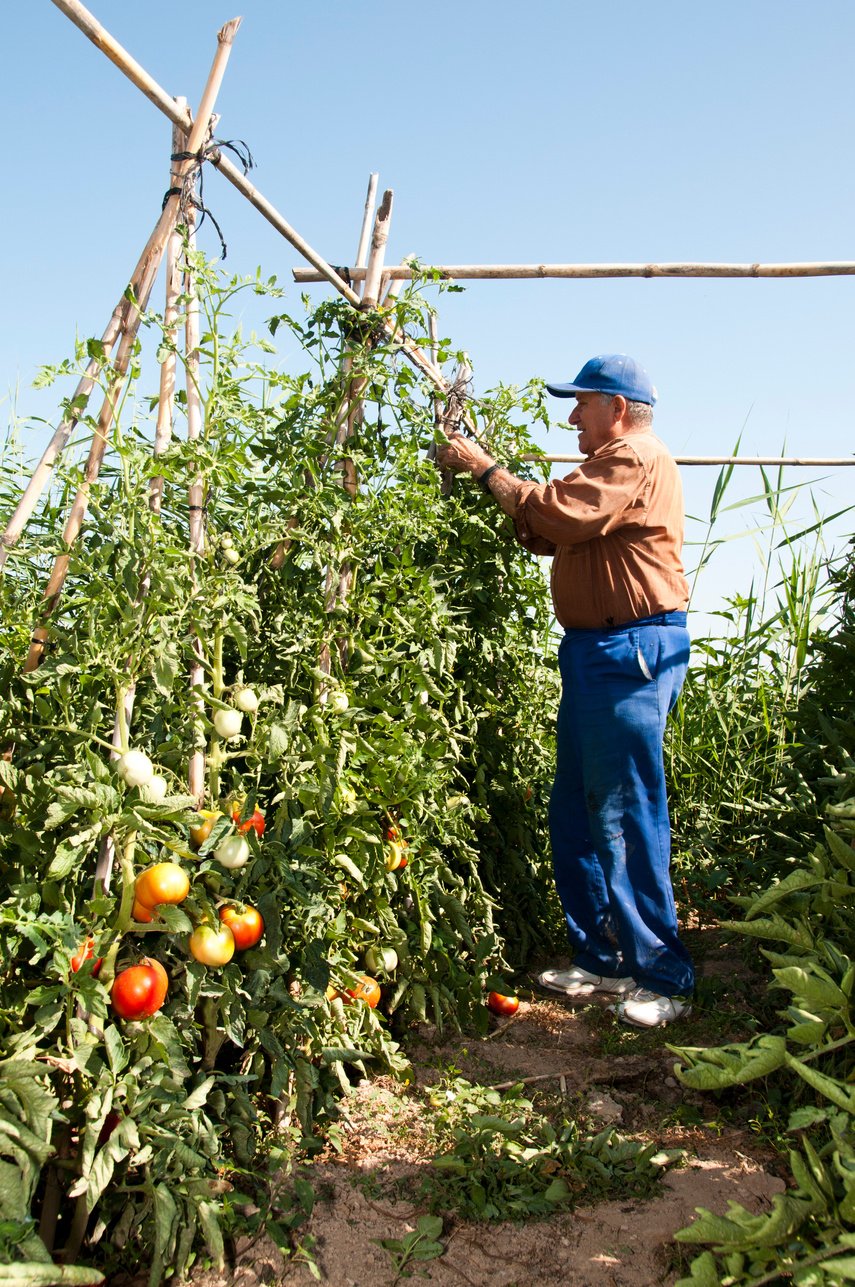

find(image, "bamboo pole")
[294,260,855,282]
[23,23,241,673]
[185,194,207,804]
[149,104,188,514]
[522,454,855,466]
[354,173,379,270]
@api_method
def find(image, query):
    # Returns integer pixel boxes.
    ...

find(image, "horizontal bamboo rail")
[294,261,855,282]
[523,455,855,467]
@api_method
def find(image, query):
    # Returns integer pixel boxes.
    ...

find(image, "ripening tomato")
[189,923,235,967]
[344,975,381,1008]
[132,899,154,924]
[189,810,222,849]
[385,841,406,872]
[487,992,520,1017]
[219,904,264,950]
[111,959,168,1019]
[134,862,190,911]
[231,805,265,838]
[70,936,102,975]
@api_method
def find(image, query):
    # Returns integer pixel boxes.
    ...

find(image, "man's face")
[567,391,619,456]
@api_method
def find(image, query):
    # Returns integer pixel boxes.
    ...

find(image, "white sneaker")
[609,987,692,1028]
[537,965,636,998]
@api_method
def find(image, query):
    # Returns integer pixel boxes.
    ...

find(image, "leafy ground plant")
[418,1074,683,1222]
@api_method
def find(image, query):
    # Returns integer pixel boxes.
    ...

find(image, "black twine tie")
[162,138,255,260]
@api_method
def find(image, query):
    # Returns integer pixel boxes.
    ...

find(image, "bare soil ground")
[190,929,788,1287]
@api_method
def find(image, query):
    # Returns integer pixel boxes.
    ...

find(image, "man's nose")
[568,408,580,426]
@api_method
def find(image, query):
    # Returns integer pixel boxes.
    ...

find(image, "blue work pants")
[549,612,694,997]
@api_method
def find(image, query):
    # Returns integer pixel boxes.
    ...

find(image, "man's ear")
[612,394,628,421]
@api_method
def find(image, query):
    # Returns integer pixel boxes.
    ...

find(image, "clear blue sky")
[3,1,854,632]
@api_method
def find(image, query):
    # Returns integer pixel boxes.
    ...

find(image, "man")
[436,354,694,1028]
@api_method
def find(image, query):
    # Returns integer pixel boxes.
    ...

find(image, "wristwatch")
[477,463,502,493]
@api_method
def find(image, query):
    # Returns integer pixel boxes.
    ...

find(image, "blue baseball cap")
[546,354,657,405]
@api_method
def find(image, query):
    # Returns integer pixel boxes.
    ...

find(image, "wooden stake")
[354,173,379,270]
[185,193,207,805]
[23,22,241,672]
[149,103,188,514]
[294,260,855,282]
[523,454,855,467]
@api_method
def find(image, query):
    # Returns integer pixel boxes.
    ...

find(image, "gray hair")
[597,392,653,428]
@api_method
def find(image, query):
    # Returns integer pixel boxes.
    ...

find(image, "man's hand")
[435,434,494,476]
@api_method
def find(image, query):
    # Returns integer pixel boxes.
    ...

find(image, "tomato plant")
[219,904,264,950]
[110,959,169,1019]
[0,266,559,1283]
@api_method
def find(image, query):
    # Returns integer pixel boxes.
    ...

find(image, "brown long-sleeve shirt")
[513,431,689,629]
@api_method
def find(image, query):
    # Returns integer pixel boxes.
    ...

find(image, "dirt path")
[193,932,787,1287]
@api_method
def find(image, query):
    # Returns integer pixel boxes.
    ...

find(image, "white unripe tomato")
[234,688,259,714]
[329,691,349,714]
[214,835,250,870]
[140,774,168,804]
[117,749,154,789]
[223,547,240,566]
[213,708,243,740]
[364,946,398,973]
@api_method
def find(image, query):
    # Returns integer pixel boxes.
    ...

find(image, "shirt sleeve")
[513,445,649,548]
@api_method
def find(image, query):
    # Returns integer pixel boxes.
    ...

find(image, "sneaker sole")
[612,1004,692,1029]
[536,975,635,999]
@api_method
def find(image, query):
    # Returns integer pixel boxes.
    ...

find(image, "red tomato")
[344,975,381,1008]
[232,805,265,838]
[70,936,102,975]
[219,904,264,950]
[134,862,190,910]
[111,959,168,1019]
[487,992,520,1017]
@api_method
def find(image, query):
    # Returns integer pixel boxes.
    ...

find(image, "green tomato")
[118,749,154,789]
[140,774,168,804]
[234,688,259,714]
[214,708,243,740]
[364,946,399,973]
[214,835,250,870]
